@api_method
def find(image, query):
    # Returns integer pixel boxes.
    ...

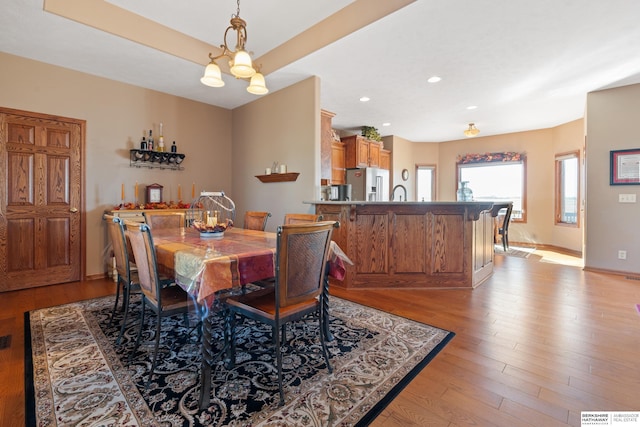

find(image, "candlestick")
[121,183,124,201]
[192,182,195,199]
[135,182,138,201]
[178,184,182,200]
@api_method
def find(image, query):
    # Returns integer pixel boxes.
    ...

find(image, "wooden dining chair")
[125,222,193,380]
[252,213,323,289]
[104,214,140,345]
[283,213,323,225]
[226,221,337,406]
[243,211,271,231]
[143,211,186,229]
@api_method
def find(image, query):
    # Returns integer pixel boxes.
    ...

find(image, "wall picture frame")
[610,149,640,185]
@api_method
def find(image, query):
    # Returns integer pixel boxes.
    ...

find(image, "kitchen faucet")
[392,184,408,202]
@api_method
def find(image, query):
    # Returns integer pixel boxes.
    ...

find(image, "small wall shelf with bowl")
[129,149,185,170]
[255,172,300,183]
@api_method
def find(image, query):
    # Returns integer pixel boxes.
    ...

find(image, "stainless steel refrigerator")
[345,168,389,201]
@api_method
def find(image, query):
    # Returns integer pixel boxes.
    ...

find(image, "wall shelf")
[255,172,300,183]
[129,149,185,170]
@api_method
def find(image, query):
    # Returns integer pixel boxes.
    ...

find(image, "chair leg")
[319,308,332,374]
[149,312,162,381]
[109,276,122,327]
[275,321,285,406]
[116,283,132,345]
[129,298,146,363]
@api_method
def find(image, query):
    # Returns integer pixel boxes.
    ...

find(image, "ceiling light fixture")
[427,76,441,83]
[464,123,480,137]
[200,0,268,95]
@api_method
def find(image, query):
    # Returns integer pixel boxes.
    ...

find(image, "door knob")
[70,207,78,213]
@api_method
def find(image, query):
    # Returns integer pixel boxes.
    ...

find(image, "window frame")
[456,158,527,223]
[415,163,437,201]
[554,150,580,227]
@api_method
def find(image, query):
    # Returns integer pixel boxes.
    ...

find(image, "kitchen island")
[305,201,502,289]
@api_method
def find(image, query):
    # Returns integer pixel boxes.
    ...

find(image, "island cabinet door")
[314,204,347,251]
[352,213,388,273]
[389,213,427,274]
[427,212,465,274]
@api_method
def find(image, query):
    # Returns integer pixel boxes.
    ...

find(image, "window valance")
[457,151,525,164]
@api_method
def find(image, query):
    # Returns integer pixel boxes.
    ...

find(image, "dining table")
[149,226,351,410]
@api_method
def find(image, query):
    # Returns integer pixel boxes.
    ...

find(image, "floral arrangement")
[456,151,524,164]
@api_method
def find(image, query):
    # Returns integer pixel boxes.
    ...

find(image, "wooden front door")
[0,107,84,291]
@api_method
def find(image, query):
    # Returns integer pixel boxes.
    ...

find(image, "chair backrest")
[143,211,185,229]
[501,203,514,232]
[105,214,131,279]
[244,211,271,231]
[283,213,323,225]
[275,221,336,308]
[126,223,162,303]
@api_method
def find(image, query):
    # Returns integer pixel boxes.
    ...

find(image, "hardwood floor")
[2,251,639,426]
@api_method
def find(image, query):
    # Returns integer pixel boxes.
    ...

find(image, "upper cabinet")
[320,110,336,181]
[380,148,391,170]
[342,135,385,169]
[331,141,346,184]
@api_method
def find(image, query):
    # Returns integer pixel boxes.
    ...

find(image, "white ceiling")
[2,0,640,142]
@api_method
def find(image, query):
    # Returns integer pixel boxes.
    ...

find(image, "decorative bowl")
[192,219,233,236]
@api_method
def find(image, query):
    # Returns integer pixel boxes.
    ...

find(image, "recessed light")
[382,123,391,127]
[466,105,478,110]
[427,76,441,83]
[359,96,370,102]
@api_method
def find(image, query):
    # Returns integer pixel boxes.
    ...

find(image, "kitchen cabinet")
[331,141,346,184]
[321,110,335,181]
[342,135,384,168]
[380,148,391,170]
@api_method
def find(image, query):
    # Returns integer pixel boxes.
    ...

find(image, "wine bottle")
[171,141,177,153]
[148,130,154,151]
[140,135,147,151]
[158,122,165,152]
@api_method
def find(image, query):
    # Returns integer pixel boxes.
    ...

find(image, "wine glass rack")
[129,149,185,170]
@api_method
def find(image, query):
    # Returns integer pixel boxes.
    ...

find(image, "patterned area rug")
[26,295,453,426]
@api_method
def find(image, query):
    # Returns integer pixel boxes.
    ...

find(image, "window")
[416,165,436,201]
[457,157,526,222]
[555,151,579,226]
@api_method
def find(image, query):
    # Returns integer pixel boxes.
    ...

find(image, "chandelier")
[464,123,480,137]
[200,0,268,95]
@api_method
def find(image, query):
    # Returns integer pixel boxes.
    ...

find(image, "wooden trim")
[583,266,640,279]
[554,150,580,228]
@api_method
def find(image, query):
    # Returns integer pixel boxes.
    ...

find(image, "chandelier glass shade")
[464,123,480,137]
[200,2,268,95]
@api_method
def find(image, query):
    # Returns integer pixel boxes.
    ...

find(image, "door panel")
[0,108,84,291]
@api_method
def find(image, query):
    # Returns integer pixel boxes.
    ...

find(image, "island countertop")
[304,200,493,206]
[309,201,503,290]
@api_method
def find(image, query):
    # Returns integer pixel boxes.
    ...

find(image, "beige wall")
[0,52,232,277]
[231,77,321,232]
[586,83,640,273]
[4,48,636,277]
[390,121,585,252]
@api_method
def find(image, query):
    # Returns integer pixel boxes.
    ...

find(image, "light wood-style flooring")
[2,250,639,426]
